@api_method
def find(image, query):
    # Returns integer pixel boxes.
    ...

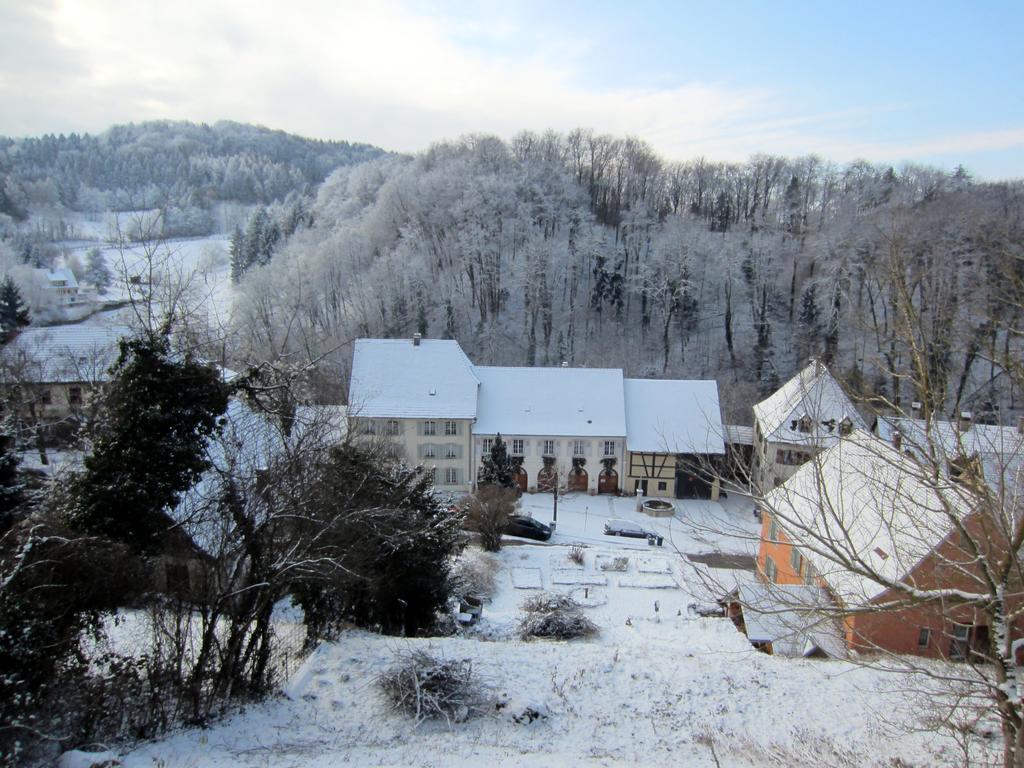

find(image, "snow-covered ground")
[65,234,236,330]
[517,490,761,557]
[117,494,971,767]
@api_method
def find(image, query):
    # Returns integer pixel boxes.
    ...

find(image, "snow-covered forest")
[229,130,1024,423]
[0,121,385,259]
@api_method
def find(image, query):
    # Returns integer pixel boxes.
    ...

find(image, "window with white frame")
[768,517,778,542]
[573,440,585,456]
[423,420,436,436]
[918,628,931,648]
[445,421,457,435]
[482,438,493,454]
[446,444,458,458]
[385,419,400,436]
[445,467,458,485]
[424,444,436,458]
[511,439,524,455]
[603,440,616,456]
[543,439,555,456]
[765,556,777,583]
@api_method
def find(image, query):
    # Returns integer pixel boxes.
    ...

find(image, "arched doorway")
[568,467,588,492]
[598,468,618,494]
[537,465,556,492]
[514,465,528,492]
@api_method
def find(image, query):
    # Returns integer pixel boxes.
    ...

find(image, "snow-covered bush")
[518,593,597,641]
[378,650,485,726]
[567,544,585,566]
[449,549,499,599]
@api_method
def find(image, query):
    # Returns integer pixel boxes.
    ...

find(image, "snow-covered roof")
[737,582,846,658]
[753,360,865,446]
[349,338,479,419]
[174,399,346,554]
[474,366,626,437]
[763,430,973,605]
[46,267,79,289]
[623,378,724,454]
[875,415,1024,497]
[724,424,755,446]
[2,324,132,383]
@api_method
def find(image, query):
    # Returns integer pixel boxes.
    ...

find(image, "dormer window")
[797,415,812,434]
[838,416,854,437]
[948,455,983,486]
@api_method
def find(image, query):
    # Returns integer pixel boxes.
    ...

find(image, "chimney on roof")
[560,361,568,368]
[413,333,422,347]
[911,401,922,417]
[1018,416,1024,435]
[892,430,902,452]
[958,411,973,431]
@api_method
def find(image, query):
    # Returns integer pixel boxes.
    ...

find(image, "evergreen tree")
[442,299,456,340]
[478,433,515,489]
[416,298,428,337]
[0,423,22,533]
[796,284,821,363]
[68,333,230,552]
[229,225,246,283]
[84,247,112,294]
[295,444,462,637]
[0,277,30,337]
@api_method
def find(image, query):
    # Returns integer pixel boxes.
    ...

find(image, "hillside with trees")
[229,131,1023,424]
[0,121,386,250]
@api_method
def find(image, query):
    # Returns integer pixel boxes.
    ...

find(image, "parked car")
[504,515,553,542]
[604,518,664,546]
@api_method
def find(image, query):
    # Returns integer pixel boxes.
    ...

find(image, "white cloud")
[0,0,1019,176]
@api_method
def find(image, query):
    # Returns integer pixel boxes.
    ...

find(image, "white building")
[348,337,479,492]
[347,336,727,497]
[45,267,84,306]
[752,360,865,491]
[472,365,626,494]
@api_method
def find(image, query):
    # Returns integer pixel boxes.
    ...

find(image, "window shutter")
[456,444,463,459]
[584,441,592,456]
[417,421,423,436]
[455,468,462,485]
[417,444,424,459]
[556,440,562,456]
[522,441,530,456]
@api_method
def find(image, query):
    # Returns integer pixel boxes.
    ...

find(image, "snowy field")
[116,493,971,767]
[66,234,236,330]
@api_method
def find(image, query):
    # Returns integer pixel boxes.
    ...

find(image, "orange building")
[754,430,1024,662]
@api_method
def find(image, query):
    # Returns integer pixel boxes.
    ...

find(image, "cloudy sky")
[2,0,1022,178]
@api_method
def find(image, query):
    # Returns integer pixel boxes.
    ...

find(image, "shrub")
[378,650,485,726]
[519,593,597,640]
[463,486,518,552]
[449,549,499,599]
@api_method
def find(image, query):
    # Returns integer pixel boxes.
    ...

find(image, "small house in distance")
[752,359,865,491]
[623,378,725,499]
